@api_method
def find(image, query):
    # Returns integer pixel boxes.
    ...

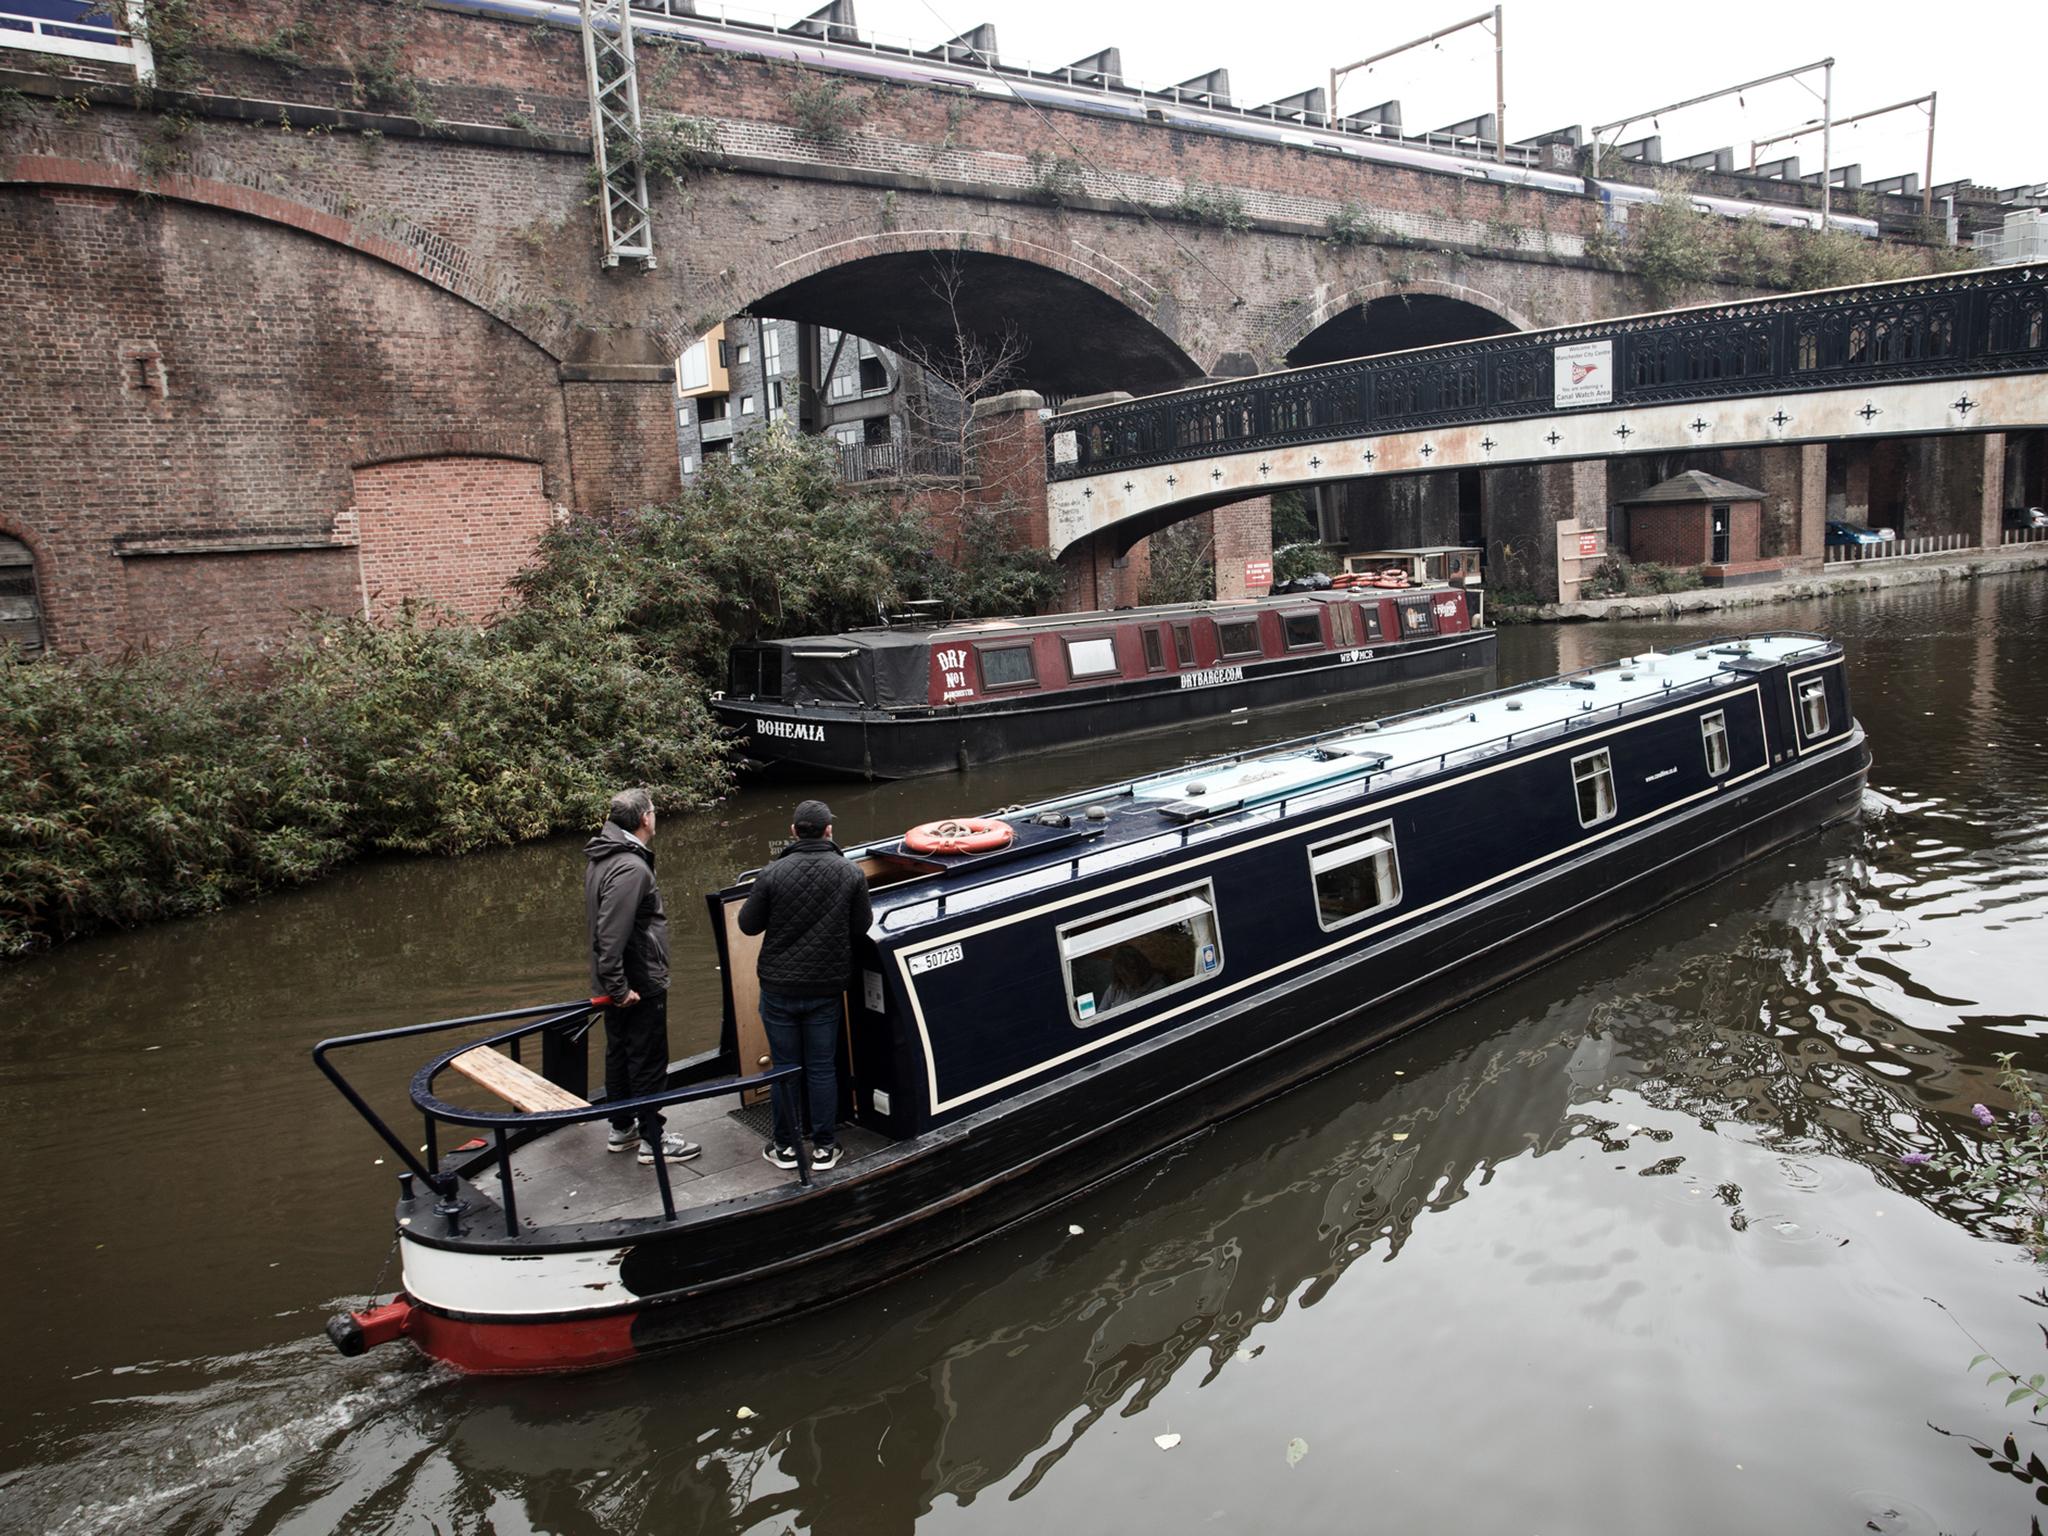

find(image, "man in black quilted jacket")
[737,799,872,1171]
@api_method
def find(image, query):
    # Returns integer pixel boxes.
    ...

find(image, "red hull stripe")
[402,1298,641,1375]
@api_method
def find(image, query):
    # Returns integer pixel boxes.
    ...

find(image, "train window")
[1283,611,1323,649]
[1059,882,1223,1027]
[1172,623,1195,665]
[1308,822,1403,931]
[1701,711,1730,777]
[978,644,1037,689]
[1216,619,1262,658]
[1142,627,1166,671]
[1065,635,1120,679]
[1572,749,1617,828]
[1797,677,1830,737]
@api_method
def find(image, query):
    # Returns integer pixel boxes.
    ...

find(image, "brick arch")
[1267,279,1535,363]
[0,150,563,358]
[658,222,1193,385]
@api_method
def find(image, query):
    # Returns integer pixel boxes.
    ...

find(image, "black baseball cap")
[793,799,833,835]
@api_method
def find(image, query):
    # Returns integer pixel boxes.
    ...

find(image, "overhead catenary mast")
[579,0,657,268]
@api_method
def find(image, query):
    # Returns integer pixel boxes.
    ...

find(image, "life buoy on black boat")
[904,817,1015,855]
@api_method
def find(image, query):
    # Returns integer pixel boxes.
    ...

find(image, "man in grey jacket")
[585,788,699,1166]
[737,799,871,1171]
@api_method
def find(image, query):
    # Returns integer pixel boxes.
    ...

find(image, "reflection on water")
[4,574,2048,1535]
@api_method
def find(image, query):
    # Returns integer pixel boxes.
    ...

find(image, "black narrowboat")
[318,632,1867,1374]
[713,584,1494,778]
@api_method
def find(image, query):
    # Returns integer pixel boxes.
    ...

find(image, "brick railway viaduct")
[0,0,1996,657]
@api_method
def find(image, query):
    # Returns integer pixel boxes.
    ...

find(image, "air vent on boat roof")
[1157,797,1246,824]
[1721,655,1776,674]
[1314,747,1391,769]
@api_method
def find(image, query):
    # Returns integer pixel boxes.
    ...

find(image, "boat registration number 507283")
[908,943,964,975]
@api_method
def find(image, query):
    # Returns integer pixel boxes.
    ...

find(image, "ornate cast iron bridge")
[1044,264,2048,558]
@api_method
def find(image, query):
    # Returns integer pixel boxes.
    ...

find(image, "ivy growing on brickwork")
[1172,178,1250,233]
[787,74,864,145]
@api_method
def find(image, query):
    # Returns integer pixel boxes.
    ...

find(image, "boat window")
[728,647,782,699]
[1399,601,1436,637]
[1701,710,1730,776]
[1066,635,1120,679]
[1283,611,1323,649]
[978,644,1036,690]
[1796,677,1829,737]
[1142,627,1166,672]
[1308,822,1402,931]
[1172,623,1195,666]
[1573,749,1617,828]
[1359,604,1383,641]
[1217,619,1262,658]
[1058,883,1223,1027]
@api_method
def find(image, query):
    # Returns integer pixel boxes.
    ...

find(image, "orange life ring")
[904,817,1015,855]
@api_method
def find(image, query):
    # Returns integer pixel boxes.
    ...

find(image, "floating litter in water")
[374,1158,383,1165]
[736,1406,756,1420]
[1286,1437,1309,1468]
[1069,1224,1084,1235]
[1391,1133,1408,1142]
[1155,1433,1182,1450]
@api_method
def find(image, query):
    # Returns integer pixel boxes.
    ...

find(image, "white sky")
[831,0,2044,193]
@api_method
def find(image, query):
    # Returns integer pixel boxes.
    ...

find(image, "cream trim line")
[895,679,1776,1114]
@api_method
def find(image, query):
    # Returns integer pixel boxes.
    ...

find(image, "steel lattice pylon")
[579,0,655,267]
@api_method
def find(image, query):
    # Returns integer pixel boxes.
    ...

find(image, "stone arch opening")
[1283,285,1527,367]
[746,248,1201,399]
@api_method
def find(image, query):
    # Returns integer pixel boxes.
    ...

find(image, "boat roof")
[748,587,1451,653]
[841,632,1834,930]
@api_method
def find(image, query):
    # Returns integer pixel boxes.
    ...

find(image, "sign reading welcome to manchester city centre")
[1552,339,1614,408]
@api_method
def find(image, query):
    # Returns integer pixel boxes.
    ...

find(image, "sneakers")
[639,1132,701,1166]
[762,1141,842,1171]
[606,1125,639,1154]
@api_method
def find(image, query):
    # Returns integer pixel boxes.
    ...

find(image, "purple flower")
[1900,1151,1932,1167]
[1974,1104,1997,1127]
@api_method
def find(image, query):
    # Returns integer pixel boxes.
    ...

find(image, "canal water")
[4,573,2047,1535]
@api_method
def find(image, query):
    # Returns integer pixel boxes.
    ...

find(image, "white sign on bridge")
[1553,340,1613,408]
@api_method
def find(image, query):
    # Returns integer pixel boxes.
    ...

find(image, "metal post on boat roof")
[424,1115,439,1176]
[493,1128,521,1239]
[435,1194,465,1237]
[650,1133,678,1221]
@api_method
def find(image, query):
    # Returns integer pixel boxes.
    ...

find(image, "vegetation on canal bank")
[0,430,1058,958]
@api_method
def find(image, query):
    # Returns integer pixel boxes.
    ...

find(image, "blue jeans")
[760,991,841,1151]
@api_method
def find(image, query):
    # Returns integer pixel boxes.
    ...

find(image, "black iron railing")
[1048,264,2048,481]
[314,1000,808,1240]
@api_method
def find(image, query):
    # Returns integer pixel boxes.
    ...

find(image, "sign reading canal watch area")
[1553,340,1613,408]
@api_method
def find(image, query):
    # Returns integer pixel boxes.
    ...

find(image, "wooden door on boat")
[716,892,855,1113]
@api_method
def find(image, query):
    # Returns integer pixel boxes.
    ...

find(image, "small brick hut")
[1621,471,1782,587]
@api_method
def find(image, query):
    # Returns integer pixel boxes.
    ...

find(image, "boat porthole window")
[1057,882,1223,1028]
[1172,623,1195,666]
[1701,711,1730,776]
[1308,822,1402,931]
[1572,748,1617,828]
[1217,619,1261,658]
[1066,635,1120,680]
[1796,678,1829,737]
[1142,627,1166,672]
[1283,611,1323,649]
[978,644,1036,690]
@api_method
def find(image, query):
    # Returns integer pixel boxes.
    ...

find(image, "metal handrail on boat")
[314,1000,809,1239]
[872,632,1838,932]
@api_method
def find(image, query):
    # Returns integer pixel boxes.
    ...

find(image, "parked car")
[2003,506,2048,531]
[1826,520,1888,547]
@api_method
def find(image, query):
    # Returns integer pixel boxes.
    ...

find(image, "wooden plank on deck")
[450,1046,589,1113]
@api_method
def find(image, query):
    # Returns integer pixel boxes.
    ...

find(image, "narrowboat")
[317,632,1867,1374]
[712,584,1494,779]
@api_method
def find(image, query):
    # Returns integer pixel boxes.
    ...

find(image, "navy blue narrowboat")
[713,584,1493,778]
[318,632,1867,1373]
